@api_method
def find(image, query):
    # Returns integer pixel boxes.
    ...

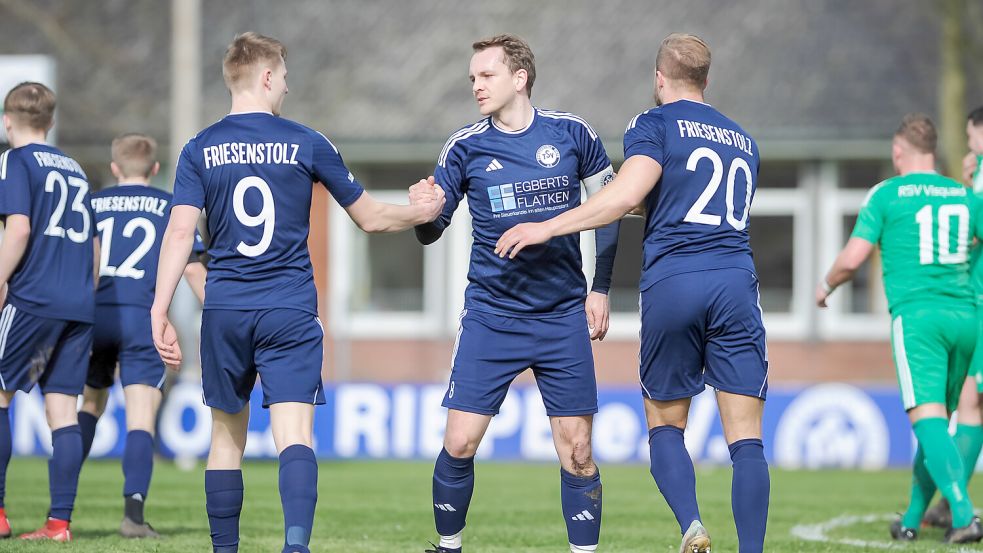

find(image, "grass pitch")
[0,457,979,552]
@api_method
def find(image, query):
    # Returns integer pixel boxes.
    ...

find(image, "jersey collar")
[490,108,537,136]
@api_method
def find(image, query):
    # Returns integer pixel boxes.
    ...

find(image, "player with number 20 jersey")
[495,34,770,553]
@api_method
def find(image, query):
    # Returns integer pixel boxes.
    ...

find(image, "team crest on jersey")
[601,173,614,187]
[536,144,560,168]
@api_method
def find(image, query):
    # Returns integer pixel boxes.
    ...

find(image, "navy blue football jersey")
[624,100,759,291]
[433,108,612,316]
[0,144,95,322]
[172,112,364,315]
[92,184,205,308]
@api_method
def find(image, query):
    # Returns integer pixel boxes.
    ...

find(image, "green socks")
[911,418,975,528]
[902,445,937,529]
[954,423,983,485]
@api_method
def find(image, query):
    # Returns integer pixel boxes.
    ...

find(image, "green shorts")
[973,303,983,393]
[890,305,976,412]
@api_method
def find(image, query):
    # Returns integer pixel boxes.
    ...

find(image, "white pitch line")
[790,513,977,553]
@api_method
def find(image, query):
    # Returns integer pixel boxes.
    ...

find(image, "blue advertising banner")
[8,382,916,468]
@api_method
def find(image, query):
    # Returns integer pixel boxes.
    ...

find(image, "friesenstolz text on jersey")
[202,142,300,169]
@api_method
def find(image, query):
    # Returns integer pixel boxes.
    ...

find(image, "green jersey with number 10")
[852,172,982,314]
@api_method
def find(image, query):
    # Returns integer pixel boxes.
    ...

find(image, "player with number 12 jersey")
[78,133,206,539]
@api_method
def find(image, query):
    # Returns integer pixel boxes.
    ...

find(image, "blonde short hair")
[656,33,711,90]
[3,82,55,131]
[895,113,937,154]
[222,32,287,91]
[111,133,158,179]
[472,34,536,97]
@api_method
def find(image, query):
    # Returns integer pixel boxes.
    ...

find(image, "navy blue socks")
[279,444,317,553]
[0,407,9,508]
[122,430,155,523]
[648,425,701,534]
[560,468,602,549]
[729,438,769,553]
[432,448,474,549]
[48,425,83,521]
[205,469,243,553]
[78,411,99,460]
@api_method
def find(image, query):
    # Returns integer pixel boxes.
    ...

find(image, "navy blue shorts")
[442,309,598,417]
[88,304,165,390]
[0,304,92,395]
[201,308,325,413]
[639,268,768,401]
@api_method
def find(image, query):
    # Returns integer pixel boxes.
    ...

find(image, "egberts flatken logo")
[487,183,517,213]
[536,144,560,168]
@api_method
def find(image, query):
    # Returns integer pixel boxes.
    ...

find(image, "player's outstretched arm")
[345,178,446,233]
[151,205,201,368]
[0,214,31,304]
[816,237,875,308]
[496,155,662,259]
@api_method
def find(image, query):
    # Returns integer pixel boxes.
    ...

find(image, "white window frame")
[329,191,446,338]
[752,187,813,339]
[816,161,890,340]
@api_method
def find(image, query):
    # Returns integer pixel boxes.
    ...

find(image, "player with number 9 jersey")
[154,33,445,553]
[171,113,362,411]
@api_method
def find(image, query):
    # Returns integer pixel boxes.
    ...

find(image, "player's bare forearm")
[817,237,875,307]
[183,261,207,304]
[346,186,445,233]
[153,206,201,315]
[552,155,661,235]
[0,214,30,286]
[827,238,875,288]
[496,156,660,259]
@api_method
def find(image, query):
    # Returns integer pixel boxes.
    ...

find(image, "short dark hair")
[895,113,937,154]
[969,106,983,127]
[472,34,536,97]
[3,82,55,131]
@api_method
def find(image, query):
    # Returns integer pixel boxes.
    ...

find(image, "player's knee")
[568,440,596,477]
[81,386,109,416]
[443,432,480,458]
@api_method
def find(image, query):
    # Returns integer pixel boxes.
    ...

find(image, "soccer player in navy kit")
[77,133,206,538]
[411,35,620,553]
[497,34,769,553]
[0,82,98,541]
[151,33,445,553]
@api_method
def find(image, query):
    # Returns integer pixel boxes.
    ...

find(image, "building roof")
[1,0,981,155]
